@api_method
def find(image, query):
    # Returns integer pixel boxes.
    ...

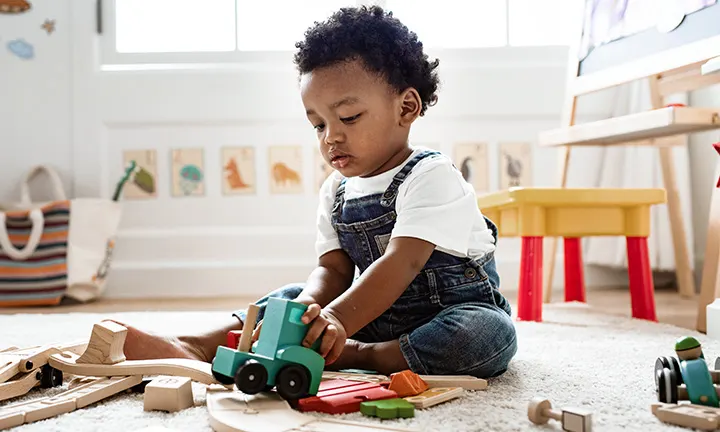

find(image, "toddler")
[117,5,517,378]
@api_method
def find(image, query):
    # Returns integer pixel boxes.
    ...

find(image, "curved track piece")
[48,351,227,386]
[0,370,41,402]
[206,387,417,432]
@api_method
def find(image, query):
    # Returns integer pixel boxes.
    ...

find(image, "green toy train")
[654,336,720,406]
[211,298,325,400]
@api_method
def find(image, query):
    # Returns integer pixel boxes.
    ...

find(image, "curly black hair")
[294,5,440,116]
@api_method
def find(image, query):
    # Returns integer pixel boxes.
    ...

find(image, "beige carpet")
[0,302,714,431]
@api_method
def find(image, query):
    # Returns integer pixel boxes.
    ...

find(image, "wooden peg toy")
[76,321,128,365]
[143,375,194,412]
[528,397,592,432]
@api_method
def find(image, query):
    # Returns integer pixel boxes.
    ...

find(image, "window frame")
[99,0,578,69]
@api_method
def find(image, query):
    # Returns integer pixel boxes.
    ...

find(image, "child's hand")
[301,304,347,364]
[251,320,262,342]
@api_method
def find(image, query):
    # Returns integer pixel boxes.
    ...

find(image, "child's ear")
[398,88,421,126]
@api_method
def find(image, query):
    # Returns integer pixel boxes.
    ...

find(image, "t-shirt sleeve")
[391,159,477,255]
[315,172,343,258]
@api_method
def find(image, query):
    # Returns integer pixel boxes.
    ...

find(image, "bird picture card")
[171,148,205,197]
[221,146,256,195]
[499,142,532,189]
[121,150,158,200]
[314,148,334,192]
[453,143,489,193]
[269,146,303,194]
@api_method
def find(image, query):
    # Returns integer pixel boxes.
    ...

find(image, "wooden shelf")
[539,106,720,147]
[703,56,720,75]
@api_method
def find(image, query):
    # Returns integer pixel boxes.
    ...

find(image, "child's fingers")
[302,304,321,324]
[318,325,338,357]
[325,338,345,365]
[251,321,262,341]
[303,317,327,348]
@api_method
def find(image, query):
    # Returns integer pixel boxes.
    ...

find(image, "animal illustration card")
[171,148,205,197]
[269,146,303,194]
[453,143,489,193]
[499,142,532,189]
[221,147,256,195]
[314,149,334,192]
[121,150,158,200]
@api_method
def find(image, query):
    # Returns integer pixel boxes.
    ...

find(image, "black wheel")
[39,364,63,388]
[275,364,310,400]
[211,357,235,385]
[235,361,268,394]
[655,356,682,386]
[656,367,678,404]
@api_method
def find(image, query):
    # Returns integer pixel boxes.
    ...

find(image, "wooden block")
[404,387,463,409]
[388,370,428,397]
[360,398,415,419]
[296,379,398,414]
[226,330,242,349]
[528,397,592,432]
[652,402,720,430]
[143,376,194,412]
[238,304,260,352]
[418,375,487,390]
[76,321,127,365]
[322,371,389,383]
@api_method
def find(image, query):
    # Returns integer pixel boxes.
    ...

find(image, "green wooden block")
[360,398,415,419]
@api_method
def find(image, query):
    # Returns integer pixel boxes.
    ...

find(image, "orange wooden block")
[388,370,428,397]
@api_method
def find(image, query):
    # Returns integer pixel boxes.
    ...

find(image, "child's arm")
[323,237,435,336]
[295,249,356,307]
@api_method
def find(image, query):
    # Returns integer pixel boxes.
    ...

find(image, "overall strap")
[380,150,441,207]
[330,178,347,223]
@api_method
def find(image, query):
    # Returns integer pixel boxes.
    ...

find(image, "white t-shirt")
[315,146,496,260]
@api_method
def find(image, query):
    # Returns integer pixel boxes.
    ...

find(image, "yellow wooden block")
[477,187,666,237]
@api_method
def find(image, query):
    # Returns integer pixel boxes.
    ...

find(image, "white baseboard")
[103,228,638,299]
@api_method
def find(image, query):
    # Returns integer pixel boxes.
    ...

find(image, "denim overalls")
[235,150,518,378]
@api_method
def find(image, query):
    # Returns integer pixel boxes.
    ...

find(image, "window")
[384,0,507,48]
[104,0,582,66]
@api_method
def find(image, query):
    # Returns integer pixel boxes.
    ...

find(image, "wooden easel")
[539,2,720,333]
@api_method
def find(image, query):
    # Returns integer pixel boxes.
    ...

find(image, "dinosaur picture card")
[453,143,488,193]
[314,149,334,192]
[171,148,205,197]
[499,142,532,189]
[221,146,256,195]
[269,145,303,194]
[121,150,158,200]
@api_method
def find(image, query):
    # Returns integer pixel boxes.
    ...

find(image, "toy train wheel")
[235,360,268,394]
[276,364,311,400]
[211,357,235,385]
[656,367,678,404]
[39,364,63,388]
[655,356,682,385]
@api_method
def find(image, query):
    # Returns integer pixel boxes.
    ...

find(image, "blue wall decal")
[7,38,34,59]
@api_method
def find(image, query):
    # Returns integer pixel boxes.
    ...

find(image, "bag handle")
[20,165,67,206]
[0,209,45,260]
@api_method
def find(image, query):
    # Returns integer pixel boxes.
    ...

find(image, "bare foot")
[107,320,210,363]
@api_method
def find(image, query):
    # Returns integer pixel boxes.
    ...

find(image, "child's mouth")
[331,155,351,169]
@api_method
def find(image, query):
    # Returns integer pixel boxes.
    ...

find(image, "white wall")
[3,0,683,301]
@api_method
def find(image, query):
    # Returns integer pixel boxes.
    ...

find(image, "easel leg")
[696,160,720,332]
[658,146,696,298]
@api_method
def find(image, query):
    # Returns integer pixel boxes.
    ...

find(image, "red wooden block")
[295,379,398,414]
[226,330,242,349]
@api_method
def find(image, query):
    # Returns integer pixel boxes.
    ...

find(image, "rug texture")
[0,302,711,431]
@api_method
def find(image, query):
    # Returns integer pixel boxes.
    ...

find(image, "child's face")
[300,58,414,178]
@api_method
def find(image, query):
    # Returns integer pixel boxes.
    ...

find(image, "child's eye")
[341,113,361,123]
[314,123,325,132]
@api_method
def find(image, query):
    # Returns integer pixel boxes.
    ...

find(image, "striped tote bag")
[0,166,123,306]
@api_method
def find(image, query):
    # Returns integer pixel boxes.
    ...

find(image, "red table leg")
[518,236,544,321]
[626,236,657,321]
[564,237,586,302]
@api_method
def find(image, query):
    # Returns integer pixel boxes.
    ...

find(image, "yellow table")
[477,187,666,322]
